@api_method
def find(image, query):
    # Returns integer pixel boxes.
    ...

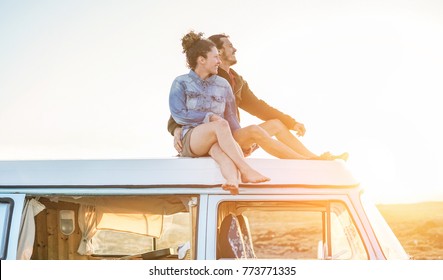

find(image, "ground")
[377,201,443,260]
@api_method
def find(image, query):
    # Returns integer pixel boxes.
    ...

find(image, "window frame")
[0,197,14,260]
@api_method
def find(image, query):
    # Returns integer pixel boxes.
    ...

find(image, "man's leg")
[233,125,312,159]
[258,119,348,160]
[259,119,318,158]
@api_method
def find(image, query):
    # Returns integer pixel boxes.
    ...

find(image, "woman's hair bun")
[182,31,204,53]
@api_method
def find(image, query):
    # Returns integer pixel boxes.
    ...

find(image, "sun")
[345,137,414,204]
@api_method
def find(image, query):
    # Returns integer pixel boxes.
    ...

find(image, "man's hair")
[208,34,229,50]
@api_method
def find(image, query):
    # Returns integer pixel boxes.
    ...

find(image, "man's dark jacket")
[167,68,297,135]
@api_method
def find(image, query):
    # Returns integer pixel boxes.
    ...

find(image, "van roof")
[0,157,358,188]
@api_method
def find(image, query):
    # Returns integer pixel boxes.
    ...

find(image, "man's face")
[220,37,237,66]
[202,46,221,75]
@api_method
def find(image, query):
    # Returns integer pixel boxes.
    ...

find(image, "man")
[167,33,346,160]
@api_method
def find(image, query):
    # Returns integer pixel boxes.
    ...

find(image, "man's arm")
[167,115,181,136]
[167,116,183,153]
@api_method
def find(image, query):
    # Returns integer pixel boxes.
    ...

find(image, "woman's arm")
[224,85,241,132]
[169,78,212,126]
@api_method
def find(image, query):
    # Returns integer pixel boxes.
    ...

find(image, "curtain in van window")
[58,196,188,215]
[17,199,46,260]
[77,205,97,255]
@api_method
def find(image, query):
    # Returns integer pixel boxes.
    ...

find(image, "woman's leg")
[208,143,239,195]
[189,119,270,183]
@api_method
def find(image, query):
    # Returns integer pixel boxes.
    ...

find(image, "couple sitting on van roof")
[168,31,348,194]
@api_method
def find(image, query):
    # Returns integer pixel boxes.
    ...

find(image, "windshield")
[360,193,409,259]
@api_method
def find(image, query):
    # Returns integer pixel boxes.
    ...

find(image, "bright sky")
[1,0,443,204]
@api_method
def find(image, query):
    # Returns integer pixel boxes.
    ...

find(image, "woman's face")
[200,46,221,76]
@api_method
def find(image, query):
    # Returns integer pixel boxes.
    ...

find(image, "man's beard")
[229,56,237,66]
[222,53,237,66]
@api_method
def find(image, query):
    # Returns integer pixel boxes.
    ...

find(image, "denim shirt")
[169,70,241,139]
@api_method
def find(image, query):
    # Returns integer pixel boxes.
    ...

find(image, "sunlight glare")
[346,137,401,203]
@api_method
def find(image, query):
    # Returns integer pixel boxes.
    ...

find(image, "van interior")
[23,195,196,260]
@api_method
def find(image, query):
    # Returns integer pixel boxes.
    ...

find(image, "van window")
[217,201,367,260]
[30,195,197,260]
[92,212,191,258]
[0,198,14,260]
[360,193,409,259]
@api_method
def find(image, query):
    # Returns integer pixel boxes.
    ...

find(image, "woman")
[169,31,270,194]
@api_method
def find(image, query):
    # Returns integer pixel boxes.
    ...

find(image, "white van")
[0,157,409,260]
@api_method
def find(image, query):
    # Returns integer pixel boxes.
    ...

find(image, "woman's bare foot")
[222,182,239,195]
[240,168,270,183]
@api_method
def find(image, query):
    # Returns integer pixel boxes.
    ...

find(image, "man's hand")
[173,127,183,153]
[293,122,306,137]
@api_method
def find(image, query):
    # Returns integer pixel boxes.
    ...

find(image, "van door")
[0,194,25,260]
[207,194,371,260]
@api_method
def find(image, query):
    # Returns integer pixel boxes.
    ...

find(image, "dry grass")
[377,201,443,260]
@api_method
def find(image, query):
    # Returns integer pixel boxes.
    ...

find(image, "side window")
[0,198,14,260]
[217,201,368,260]
[32,195,198,260]
[92,212,193,259]
[360,193,409,259]
[328,203,367,259]
[86,196,198,260]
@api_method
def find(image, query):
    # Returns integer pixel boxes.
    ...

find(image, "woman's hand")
[209,114,222,122]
